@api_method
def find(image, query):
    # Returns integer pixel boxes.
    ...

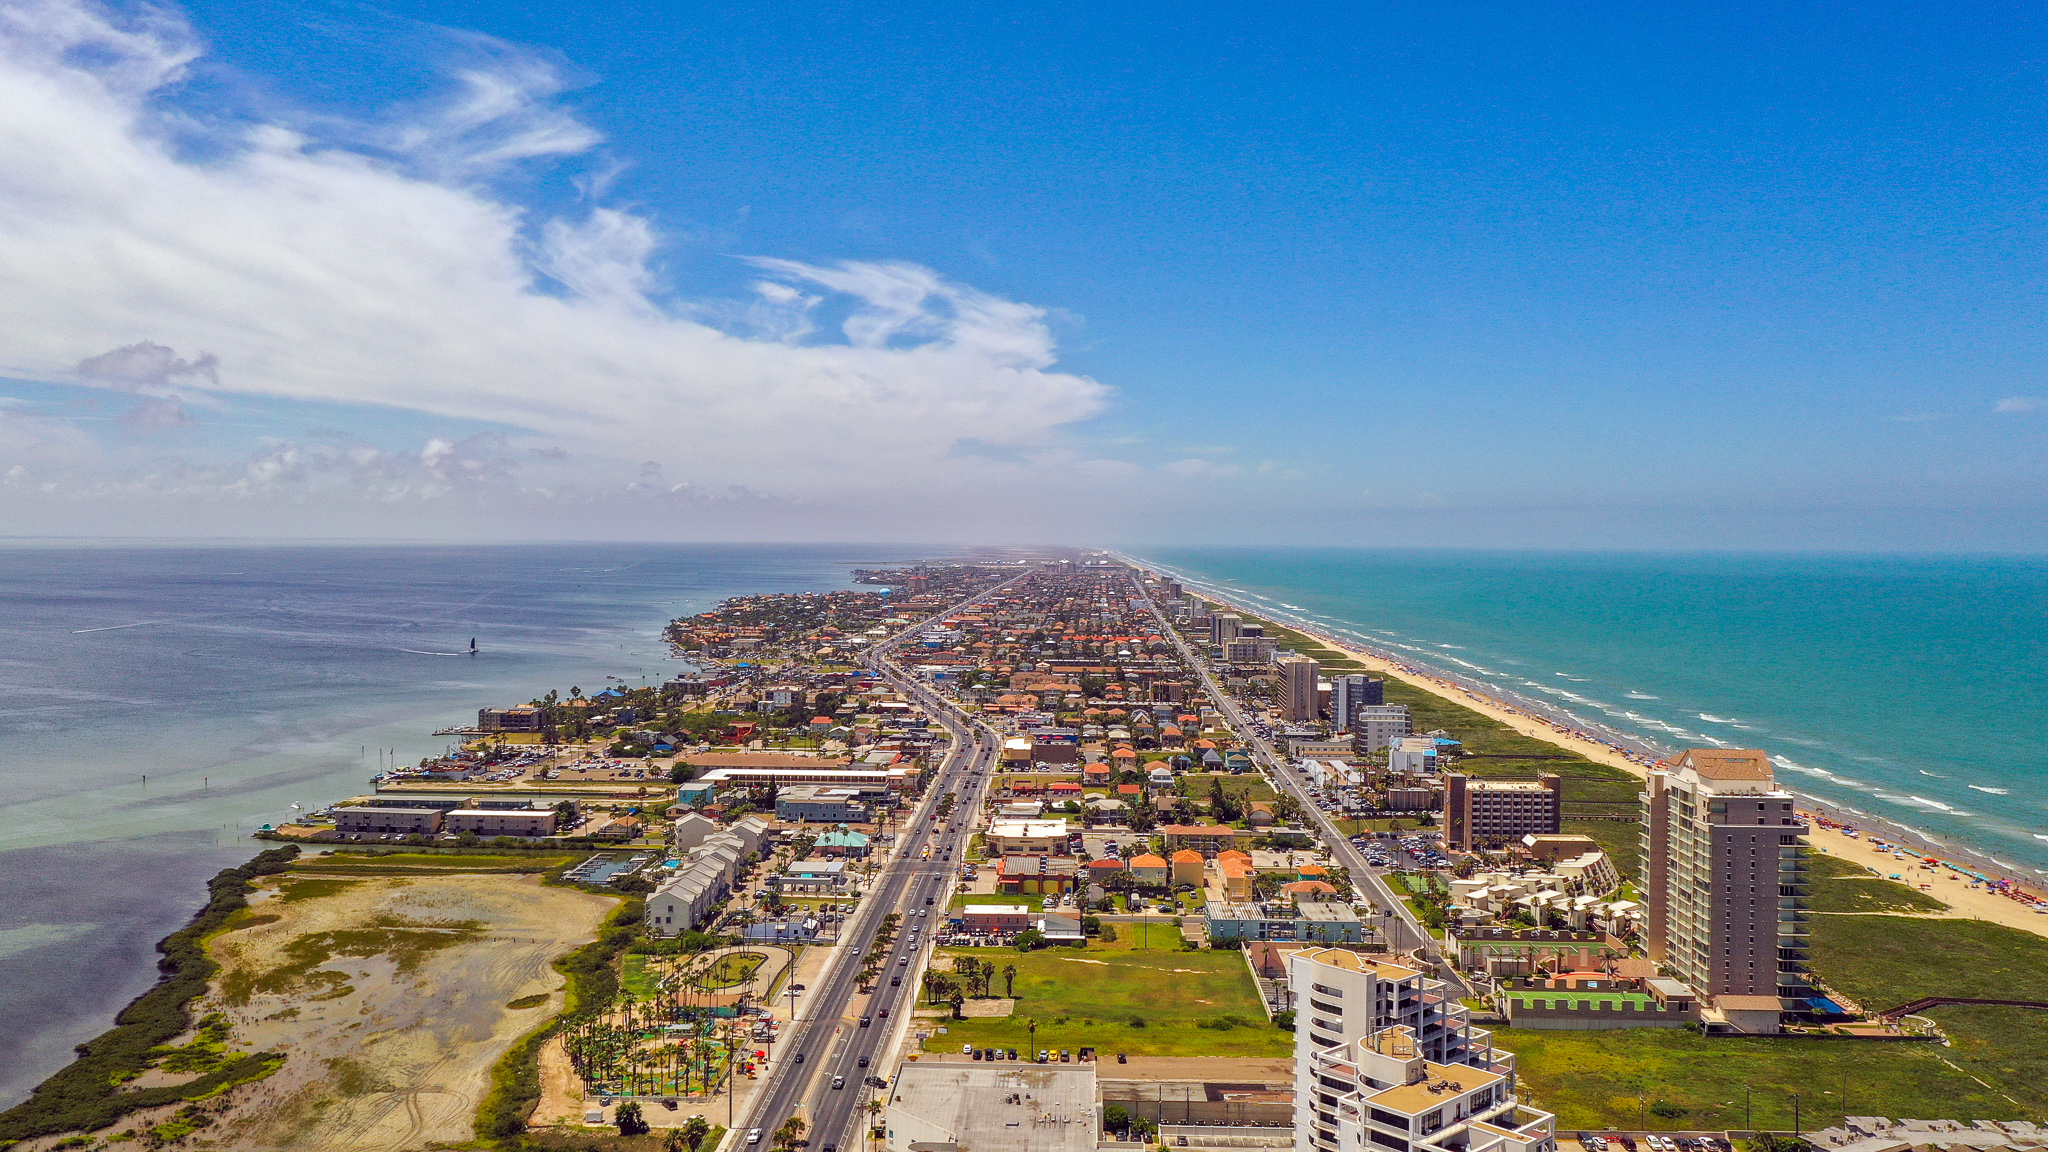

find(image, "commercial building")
[1444,774,1561,850]
[444,806,558,837]
[1349,704,1413,754]
[770,859,846,894]
[1211,613,1244,645]
[477,706,545,732]
[1642,749,1811,1016]
[1204,901,1365,943]
[1289,948,1555,1152]
[1329,675,1385,732]
[774,785,872,823]
[883,1063,1098,1152]
[997,854,1081,893]
[1278,654,1321,722]
[1387,735,1441,776]
[334,806,445,836]
[987,819,1071,854]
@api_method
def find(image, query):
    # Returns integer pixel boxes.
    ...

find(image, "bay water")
[0,542,919,1105]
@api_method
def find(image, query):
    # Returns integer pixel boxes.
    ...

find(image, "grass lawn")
[1180,773,1278,805]
[1561,818,1643,881]
[1494,1026,2023,1130]
[622,954,662,999]
[293,851,583,874]
[1805,853,1951,914]
[914,935,1288,1057]
[953,893,1044,911]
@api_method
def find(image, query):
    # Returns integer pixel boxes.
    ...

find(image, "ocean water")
[0,541,920,1106]
[1135,548,2048,876]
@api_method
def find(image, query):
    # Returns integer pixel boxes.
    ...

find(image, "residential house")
[1127,853,1169,886]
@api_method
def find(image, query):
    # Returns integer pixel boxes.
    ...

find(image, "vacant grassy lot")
[1495,1026,2022,1130]
[953,893,1044,911]
[915,936,1288,1057]
[1809,913,2048,1009]
[1805,853,1951,915]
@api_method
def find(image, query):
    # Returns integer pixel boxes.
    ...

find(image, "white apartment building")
[1350,705,1413,754]
[1291,947,1554,1152]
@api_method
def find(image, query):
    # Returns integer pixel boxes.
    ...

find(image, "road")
[1126,571,1462,987]
[732,572,1024,1152]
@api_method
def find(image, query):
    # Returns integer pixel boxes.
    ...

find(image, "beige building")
[986,819,1069,854]
[1290,947,1555,1152]
[1277,653,1320,722]
[1642,749,1810,1015]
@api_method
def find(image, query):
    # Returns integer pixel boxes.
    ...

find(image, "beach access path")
[1191,586,2048,945]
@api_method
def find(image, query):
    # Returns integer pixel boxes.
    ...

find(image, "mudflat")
[173,868,612,1152]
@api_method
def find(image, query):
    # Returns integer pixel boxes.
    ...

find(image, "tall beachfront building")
[1329,674,1385,733]
[1641,749,1812,1004]
[1212,613,1244,645]
[1278,653,1321,722]
[1290,947,1555,1152]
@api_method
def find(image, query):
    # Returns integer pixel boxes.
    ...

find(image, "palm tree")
[1002,963,1017,998]
[950,992,965,1020]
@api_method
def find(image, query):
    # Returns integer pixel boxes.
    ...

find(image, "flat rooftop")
[887,1063,1097,1152]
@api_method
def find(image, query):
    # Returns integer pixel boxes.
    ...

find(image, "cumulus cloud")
[0,0,1114,518]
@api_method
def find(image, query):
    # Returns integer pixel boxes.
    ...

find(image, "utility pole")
[1793,1094,1801,1138]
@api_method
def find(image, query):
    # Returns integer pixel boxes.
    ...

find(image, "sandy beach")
[1184,585,2048,941]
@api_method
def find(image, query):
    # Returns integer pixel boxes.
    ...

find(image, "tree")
[681,1116,711,1152]
[950,992,965,1020]
[614,1102,649,1136]
[670,760,697,785]
[1014,927,1045,951]
[1003,962,1018,997]
[1103,1103,1131,1133]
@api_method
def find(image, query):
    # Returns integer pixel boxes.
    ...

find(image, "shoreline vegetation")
[0,846,301,1143]
[0,844,628,1152]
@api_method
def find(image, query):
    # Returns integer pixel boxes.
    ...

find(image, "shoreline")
[1139,562,2048,925]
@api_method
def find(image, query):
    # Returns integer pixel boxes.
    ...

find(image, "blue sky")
[0,0,2044,545]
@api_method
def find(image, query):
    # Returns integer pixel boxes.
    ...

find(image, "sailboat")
[470,637,478,655]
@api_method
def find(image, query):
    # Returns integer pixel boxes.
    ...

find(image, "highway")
[731,573,1023,1152]
[1126,571,1458,984]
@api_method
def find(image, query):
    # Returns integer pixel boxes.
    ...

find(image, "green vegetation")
[220,915,487,1006]
[1494,1026,2023,1129]
[506,993,551,1010]
[275,876,362,903]
[289,850,583,874]
[0,846,299,1143]
[917,936,1288,1057]
[1507,910,2048,1129]
[1808,914,2048,1011]
[1561,818,1643,881]
[692,952,766,990]
[953,892,1044,911]
[476,895,640,1148]
[1804,854,1950,915]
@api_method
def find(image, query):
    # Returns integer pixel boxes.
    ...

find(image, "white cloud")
[1995,397,2043,413]
[0,0,1113,522]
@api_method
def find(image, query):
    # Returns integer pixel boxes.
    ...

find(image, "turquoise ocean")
[1133,548,2048,878]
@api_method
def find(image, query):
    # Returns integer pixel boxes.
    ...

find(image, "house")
[1146,764,1176,792]
[1082,763,1113,786]
[1160,823,1248,855]
[591,815,644,840]
[1219,855,1256,901]
[1299,863,1330,881]
[1086,858,1128,885]
[669,813,718,851]
[1204,900,1364,943]
[1246,801,1275,828]
[1127,853,1169,886]
[1168,848,1206,887]
[1281,880,1339,899]
[1083,797,1129,822]
[674,782,717,807]
[1115,782,1143,800]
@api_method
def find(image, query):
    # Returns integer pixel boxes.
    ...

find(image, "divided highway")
[732,573,1024,1152]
